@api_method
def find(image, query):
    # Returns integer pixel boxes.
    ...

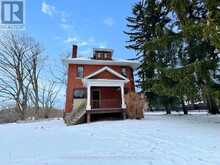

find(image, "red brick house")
[64,45,139,123]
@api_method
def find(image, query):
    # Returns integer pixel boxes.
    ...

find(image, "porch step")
[64,104,86,125]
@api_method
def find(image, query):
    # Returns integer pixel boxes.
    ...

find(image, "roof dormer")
[93,48,113,60]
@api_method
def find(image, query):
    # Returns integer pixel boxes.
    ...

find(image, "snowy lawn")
[0,113,220,165]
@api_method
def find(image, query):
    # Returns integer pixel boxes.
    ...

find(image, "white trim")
[85,66,129,82]
[120,85,126,109]
[83,79,126,87]
[86,85,91,110]
[93,48,113,54]
[66,57,140,70]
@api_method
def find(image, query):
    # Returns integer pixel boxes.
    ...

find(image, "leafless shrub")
[125,92,147,119]
[0,108,20,123]
[0,107,63,124]
[25,108,63,119]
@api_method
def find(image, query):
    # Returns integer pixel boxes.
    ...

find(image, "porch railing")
[91,99,121,109]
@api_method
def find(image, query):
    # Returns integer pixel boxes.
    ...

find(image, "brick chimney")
[72,45,78,58]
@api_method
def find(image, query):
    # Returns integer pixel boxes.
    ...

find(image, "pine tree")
[126,0,220,114]
[125,0,174,112]
[165,0,220,114]
[203,0,220,49]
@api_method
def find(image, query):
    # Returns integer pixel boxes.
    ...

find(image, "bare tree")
[50,52,69,85]
[0,33,42,119]
[27,43,44,118]
[39,81,59,118]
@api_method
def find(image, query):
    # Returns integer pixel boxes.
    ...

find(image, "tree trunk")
[206,94,219,114]
[34,100,40,119]
[165,106,171,114]
[32,57,40,119]
[191,98,196,110]
[181,98,188,115]
[15,103,25,120]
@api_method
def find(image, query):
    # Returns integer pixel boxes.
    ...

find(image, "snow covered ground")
[0,113,220,165]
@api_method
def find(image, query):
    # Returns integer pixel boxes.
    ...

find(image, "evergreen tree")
[203,0,220,49]
[126,0,220,114]
[165,0,220,114]
[125,0,175,113]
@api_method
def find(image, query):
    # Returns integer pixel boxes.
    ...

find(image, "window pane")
[104,53,108,59]
[122,68,127,77]
[74,89,86,98]
[77,66,84,78]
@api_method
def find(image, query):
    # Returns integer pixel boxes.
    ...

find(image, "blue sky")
[26,0,138,60]
[23,0,138,108]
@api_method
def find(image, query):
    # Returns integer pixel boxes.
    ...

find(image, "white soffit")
[66,57,140,70]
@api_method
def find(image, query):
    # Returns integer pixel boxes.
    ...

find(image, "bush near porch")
[125,92,146,119]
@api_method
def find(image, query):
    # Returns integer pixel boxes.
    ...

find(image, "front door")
[92,89,100,109]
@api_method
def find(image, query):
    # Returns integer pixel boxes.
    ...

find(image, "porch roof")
[83,79,128,87]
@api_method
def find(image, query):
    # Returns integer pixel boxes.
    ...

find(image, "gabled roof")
[66,57,140,70]
[84,66,129,82]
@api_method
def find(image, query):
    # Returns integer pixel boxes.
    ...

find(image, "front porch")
[85,80,127,109]
[85,85,127,122]
[84,79,128,123]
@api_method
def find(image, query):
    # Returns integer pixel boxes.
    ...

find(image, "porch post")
[86,85,91,110]
[120,84,126,109]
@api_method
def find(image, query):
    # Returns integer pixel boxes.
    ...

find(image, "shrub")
[125,92,147,119]
[0,107,63,124]
[0,109,20,124]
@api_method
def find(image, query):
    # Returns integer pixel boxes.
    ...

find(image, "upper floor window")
[77,66,84,78]
[93,49,112,60]
[74,89,86,99]
[121,67,127,77]
[104,53,108,59]
[97,53,101,59]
